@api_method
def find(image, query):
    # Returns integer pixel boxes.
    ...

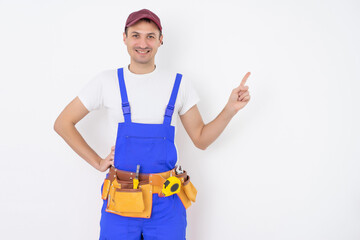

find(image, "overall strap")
[163,73,182,125]
[117,68,131,123]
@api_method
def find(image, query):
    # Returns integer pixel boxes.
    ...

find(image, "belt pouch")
[107,180,145,213]
[109,189,144,213]
[176,175,197,209]
[101,167,117,200]
[177,188,192,209]
[106,180,153,218]
[101,179,111,200]
[183,175,197,202]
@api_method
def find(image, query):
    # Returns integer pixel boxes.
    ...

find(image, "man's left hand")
[225,72,251,116]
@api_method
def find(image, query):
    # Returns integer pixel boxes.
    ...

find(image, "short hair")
[125,18,162,39]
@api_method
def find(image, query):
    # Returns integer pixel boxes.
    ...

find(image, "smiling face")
[123,19,163,66]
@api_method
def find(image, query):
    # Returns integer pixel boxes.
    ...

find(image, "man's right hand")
[98,146,115,172]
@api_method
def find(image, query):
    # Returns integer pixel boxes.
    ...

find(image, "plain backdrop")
[1,0,360,239]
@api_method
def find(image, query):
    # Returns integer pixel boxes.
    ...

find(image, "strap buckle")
[122,102,131,115]
[164,105,174,117]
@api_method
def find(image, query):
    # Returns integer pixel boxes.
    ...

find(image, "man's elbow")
[195,141,208,151]
[53,118,62,135]
[197,145,207,151]
[53,117,69,136]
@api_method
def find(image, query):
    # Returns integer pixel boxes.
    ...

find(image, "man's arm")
[53,97,114,172]
[180,105,234,150]
[180,72,251,150]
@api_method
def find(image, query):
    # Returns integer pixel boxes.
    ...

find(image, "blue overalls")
[99,68,187,240]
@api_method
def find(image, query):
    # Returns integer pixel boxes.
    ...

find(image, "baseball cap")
[125,9,162,32]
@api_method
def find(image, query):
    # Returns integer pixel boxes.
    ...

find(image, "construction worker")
[54,9,250,240]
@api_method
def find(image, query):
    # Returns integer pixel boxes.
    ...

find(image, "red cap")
[125,9,162,32]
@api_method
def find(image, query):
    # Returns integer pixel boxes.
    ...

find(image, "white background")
[1,0,360,239]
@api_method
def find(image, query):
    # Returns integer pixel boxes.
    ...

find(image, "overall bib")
[99,68,187,240]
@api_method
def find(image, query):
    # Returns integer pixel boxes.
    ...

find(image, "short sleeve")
[77,73,104,112]
[178,75,200,116]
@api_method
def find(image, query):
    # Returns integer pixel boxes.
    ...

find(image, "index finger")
[240,72,251,86]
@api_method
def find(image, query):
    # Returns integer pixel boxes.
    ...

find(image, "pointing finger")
[240,72,251,86]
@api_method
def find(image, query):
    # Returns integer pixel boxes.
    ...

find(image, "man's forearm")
[197,105,235,150]
[54,121,102,170]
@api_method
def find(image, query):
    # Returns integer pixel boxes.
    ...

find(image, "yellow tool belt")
[101,166,197,219]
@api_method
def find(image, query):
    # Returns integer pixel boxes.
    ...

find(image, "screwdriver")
[133,164,140,189]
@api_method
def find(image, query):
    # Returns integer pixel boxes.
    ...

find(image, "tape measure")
[161,176,181,197]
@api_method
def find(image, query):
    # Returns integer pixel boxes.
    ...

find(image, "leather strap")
[107,166,188,187]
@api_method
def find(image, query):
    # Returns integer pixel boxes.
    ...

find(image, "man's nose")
[137,37,148,48]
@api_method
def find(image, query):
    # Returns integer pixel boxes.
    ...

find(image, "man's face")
[123,20,163,65]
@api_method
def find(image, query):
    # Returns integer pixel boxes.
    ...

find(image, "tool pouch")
[106,179,145,213]
[101,168,117,201]
[108,188,145,213]
[176,175,197,209]
[105,178,153,218]
[101,179,111,200]
[183,175,197,202]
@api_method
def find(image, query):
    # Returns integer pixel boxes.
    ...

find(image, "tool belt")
[101,166,197,218]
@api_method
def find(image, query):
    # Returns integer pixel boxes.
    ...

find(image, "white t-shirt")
[77,65,200,138]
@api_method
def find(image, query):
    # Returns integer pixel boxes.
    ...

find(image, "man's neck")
[128,61,156,74]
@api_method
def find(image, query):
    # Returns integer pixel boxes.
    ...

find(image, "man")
[54,9,250,240]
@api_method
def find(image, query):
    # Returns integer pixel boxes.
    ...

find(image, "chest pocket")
[124,136,167,164]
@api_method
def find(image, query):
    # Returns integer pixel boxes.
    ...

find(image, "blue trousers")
[99,193,187,240]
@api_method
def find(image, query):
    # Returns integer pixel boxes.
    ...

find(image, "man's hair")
[125,18,162,39]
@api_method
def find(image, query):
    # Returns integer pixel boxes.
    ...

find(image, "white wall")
[1,0,359,239]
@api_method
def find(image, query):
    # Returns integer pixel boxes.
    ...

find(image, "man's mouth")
[135,49,150,55]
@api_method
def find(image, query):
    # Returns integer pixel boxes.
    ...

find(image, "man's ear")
[123,32,127,44]
[159,34,164,46]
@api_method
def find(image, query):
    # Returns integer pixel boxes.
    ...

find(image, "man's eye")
[132,35,139,38]
[148,36,154,38]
